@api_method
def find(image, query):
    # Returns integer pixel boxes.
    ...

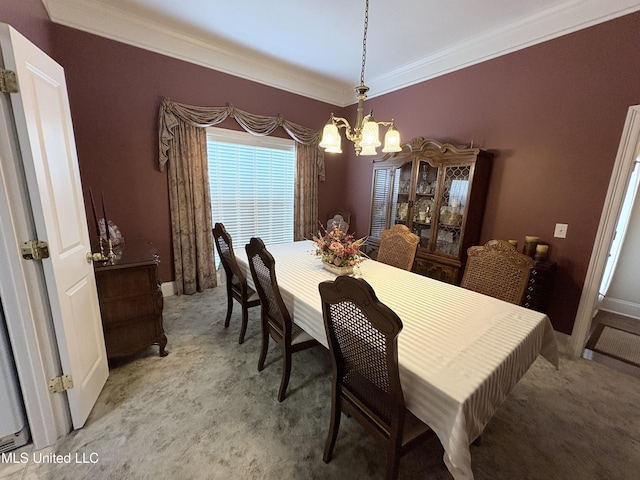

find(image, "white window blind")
[207,127,296,253]
[370,168,392,238]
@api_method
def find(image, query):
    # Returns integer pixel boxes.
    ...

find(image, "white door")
[0,25,108,428]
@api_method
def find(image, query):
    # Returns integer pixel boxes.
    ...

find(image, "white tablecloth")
[235,240,559,480]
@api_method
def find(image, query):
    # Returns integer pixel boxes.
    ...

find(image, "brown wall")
[0,0,53,55]
[343,12,640,333]
[1,2,345,283]
[3,2,639,333]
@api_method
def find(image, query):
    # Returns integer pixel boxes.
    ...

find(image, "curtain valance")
[159,98,324,179]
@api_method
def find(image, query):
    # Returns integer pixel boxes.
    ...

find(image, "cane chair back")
[460,239,535,305]
[213,223,260,344]
[376,224,419,271]
[327,214,349,233]
[245,237,318,401]
[319,276,431,480]
[328,209,352,224]
[327,209,351,233]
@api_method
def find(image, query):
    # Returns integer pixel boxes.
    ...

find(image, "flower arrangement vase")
[322,262,353,276]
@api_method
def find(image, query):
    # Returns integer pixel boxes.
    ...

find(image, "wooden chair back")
[328,209,351,224]
[460,239,535,304]
[213,222,246,288]
[376,224,419,271]
[320,275,405,429]
[327,214,349,233]
[245,237,292,341]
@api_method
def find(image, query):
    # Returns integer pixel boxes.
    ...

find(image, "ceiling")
[43,0,640,107]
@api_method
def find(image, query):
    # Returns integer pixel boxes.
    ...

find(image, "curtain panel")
[158,98,325,294]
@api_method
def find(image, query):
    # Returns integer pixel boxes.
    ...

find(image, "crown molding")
[43,0,640,107]
[367,0,640,98]
[42,0,353,106]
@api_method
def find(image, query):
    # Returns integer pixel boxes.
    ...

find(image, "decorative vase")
[322,261,354,276]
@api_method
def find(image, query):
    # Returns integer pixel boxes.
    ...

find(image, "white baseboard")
[599,296,640,320]
[161,281,177,297]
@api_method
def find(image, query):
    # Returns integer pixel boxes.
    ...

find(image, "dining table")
[234,240,559,480]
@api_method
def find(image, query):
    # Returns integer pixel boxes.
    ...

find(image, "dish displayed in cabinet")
[440,206,463,227]
[414,197,434,223]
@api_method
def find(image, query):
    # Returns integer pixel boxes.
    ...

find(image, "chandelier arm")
[331,116,351,129]
[331,115,362,143]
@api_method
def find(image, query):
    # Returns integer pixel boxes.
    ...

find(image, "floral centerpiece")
[312,223,367,275]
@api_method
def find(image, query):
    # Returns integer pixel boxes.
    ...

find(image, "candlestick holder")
[107,238,115,260]
[89,236,110,263]
[523,235,539,258]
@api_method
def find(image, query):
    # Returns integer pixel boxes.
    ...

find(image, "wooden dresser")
[521,260,556,313]
[94,241,167,360]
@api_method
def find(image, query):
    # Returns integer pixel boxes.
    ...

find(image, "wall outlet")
[554,223,568,238]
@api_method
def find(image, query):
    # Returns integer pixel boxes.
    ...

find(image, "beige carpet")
[2,286,640,479]
[588,324,640,367]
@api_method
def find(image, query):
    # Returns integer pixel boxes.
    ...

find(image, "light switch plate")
[554,223,568,238]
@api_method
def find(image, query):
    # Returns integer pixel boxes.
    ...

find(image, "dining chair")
[328,208,351,224]
[213,223,261,344]
[326,214,349,233]
[318,275,432,480]
[327,209,351,232]
[376,224,419,271]
[460,239,535,304]
[245,237,319,402]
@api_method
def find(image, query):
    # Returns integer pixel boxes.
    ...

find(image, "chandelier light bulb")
[360,145,378,156]
[319,121,341,151]
[382,125,402,153]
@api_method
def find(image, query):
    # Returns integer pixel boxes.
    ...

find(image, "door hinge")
[0,68,18,93]
[21,240,49,260]
[48,374,73,394]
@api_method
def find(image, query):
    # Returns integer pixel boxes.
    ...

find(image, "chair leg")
[257,326,269,371]
[384,427,403,480]
[224,286,233,328]
[238,302,249,344]
[277,347,292,402]
[385,447,401,480]
[323,397,341,463]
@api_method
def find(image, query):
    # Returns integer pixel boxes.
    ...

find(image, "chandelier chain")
[360,0,369,86]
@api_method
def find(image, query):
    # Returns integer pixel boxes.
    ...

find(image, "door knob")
[86,252,104,263]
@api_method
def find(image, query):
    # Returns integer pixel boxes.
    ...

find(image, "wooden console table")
[94,240,168,359]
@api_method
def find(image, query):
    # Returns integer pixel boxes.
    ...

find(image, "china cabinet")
[367,137,492,284]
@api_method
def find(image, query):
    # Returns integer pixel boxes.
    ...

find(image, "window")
[207,127,296,254]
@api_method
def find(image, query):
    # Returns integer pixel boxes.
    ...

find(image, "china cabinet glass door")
[392,161,413,228]
[411,159,438,248]
[434,165,471,257]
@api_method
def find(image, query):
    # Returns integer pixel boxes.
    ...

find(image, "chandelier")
[319,0,401,156]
